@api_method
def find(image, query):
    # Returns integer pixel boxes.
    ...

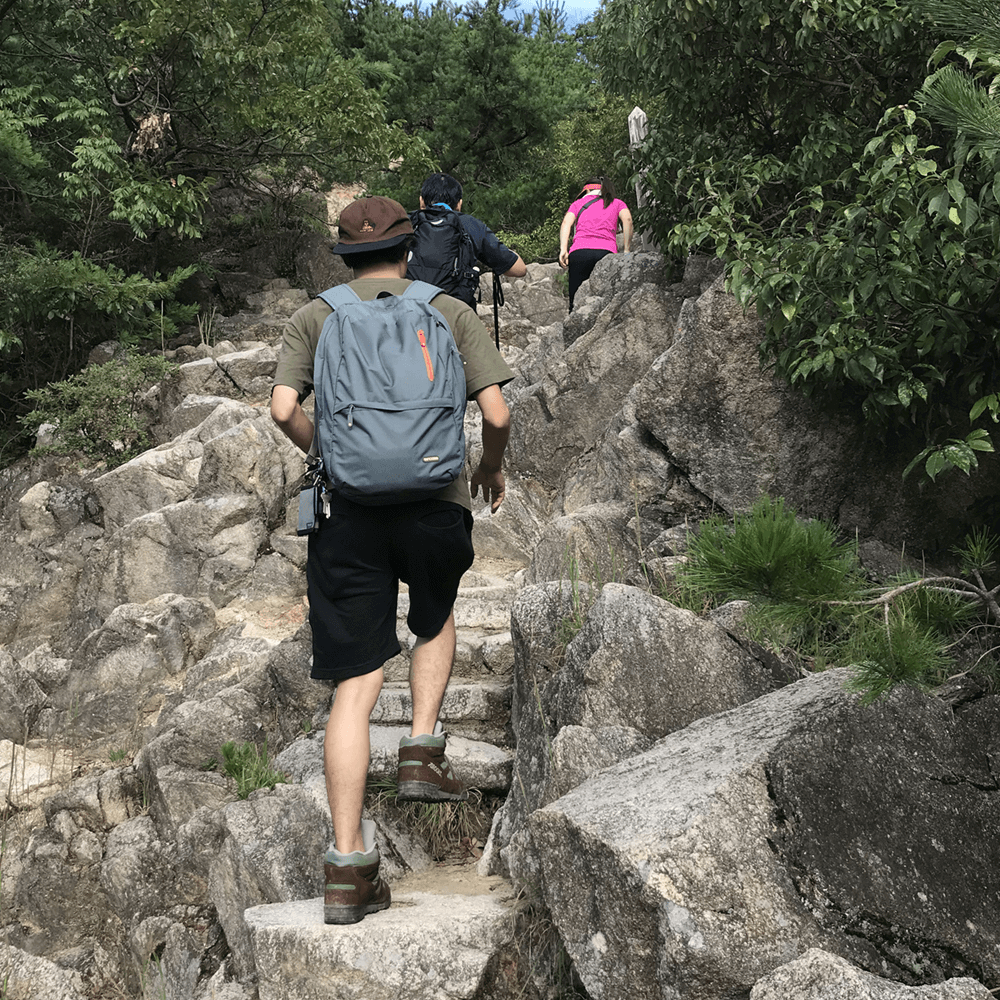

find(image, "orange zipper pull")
[417,329,434,381]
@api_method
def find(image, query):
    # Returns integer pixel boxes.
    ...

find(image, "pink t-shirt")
[568,195,628,254]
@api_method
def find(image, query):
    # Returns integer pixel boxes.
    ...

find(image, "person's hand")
[558,249,569,268]
[470,463,506,513]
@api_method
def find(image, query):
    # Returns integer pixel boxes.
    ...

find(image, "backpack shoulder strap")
[576,196,602,217]
[316,284,362,310]
[401,280,445,305]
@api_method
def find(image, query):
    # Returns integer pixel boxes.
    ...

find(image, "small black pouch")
[296,482,321,536]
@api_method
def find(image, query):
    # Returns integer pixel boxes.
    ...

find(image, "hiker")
[558,176,633,311]
[406,172,527,311]
[270,196,513,926]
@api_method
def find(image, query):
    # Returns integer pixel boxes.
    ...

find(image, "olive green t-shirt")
[272,277,514,511]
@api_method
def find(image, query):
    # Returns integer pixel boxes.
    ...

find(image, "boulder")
[464,477,544,570]
[750,949,991,1000]
[160,344,278,414]
[554,584,779,737]
[0,945,88,1000]
[530,670,1000,1000]
[484,261,568,330]
[631,274,1000,552]
[766,683,1000,985]
[506,277,684,494]
[162,394,253,440]
[207,780,336,978]
[4,480,103,650]
[294,232,352,297]
[93,438,204,533]
[525,501,640,585]
[42,767,140,832]
[40,594,217,740]
[145,763,235,840]
[559,390,704,518]
[0,647,48,741]
[138,684,267,777]
[169,632,277,705]
[5,817,114,957]
[487,582,781,886]
[1,738,74,809]
[76,494,268,620]
[17,480,101,540]
[195,414,300,528]
[129,915,224,1000]
[245,279,312,317]
[482,582,594,884]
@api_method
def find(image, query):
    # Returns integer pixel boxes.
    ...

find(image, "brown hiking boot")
[323,850,391,925]
[397,736,469,803]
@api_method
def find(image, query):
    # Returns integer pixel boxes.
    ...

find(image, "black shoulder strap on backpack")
[577,196,603,217]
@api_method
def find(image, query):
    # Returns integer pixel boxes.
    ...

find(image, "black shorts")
[306,496,474,682]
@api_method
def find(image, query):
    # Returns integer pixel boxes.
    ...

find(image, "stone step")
[400,568,516,601]
[395,592,512,632]
[277,726,513,795]
[245,869,518,1000]
[452,569,518,602]
[369,726,513,793]
[372,681,512,746]
[382,628,514,682]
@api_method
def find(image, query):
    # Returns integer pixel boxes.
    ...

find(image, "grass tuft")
[218,740,287,799]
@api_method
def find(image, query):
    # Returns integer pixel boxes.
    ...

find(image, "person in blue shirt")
[407,173,527,309]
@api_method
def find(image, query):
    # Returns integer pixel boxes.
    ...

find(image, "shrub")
[680,496,861,606]
[20,353,176,467]
[675,495,996,701]
[842,610,951,705]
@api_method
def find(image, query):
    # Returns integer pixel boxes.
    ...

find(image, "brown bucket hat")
[331,196,413,255]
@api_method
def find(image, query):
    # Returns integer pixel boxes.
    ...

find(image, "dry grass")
[367,778,504,862]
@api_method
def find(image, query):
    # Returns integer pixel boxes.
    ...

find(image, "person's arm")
[469,383,510,513]
[270,384,314,453]
[558,211,576,268]
[619,206,634,253]
[503,254,527,279]
[470,217,526,280]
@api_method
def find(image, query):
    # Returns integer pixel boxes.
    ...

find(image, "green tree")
[596,0,1000,481]
[2,0,418,233]
[597,0,935,250]
[0,0,424,459]
[336,0,594,231]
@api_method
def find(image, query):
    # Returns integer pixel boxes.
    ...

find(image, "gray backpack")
[312,281,467,504]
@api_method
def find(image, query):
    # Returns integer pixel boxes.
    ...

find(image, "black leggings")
[568,248,612,310]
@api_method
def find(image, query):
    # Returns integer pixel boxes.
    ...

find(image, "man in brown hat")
[270,197,513,924]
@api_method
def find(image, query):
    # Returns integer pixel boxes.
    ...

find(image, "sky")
[561,1,602,27]
[411,1,605,29]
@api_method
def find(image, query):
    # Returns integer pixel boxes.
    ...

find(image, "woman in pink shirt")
[558,176,633,310]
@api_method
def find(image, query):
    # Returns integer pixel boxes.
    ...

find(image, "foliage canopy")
[0,0,424,457]
[598,0,1000,481]
[334,0,601,235]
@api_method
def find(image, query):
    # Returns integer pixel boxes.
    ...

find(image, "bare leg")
[409,612,456,737]
[324,667,384,854]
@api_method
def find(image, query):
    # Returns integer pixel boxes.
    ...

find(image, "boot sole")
[324,898,391,925]
[397,780,469,803]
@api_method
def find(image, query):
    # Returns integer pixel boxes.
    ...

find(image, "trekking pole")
[492,270,504,352]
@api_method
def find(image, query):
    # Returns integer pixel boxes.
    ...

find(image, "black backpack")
[407,208,478,305]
